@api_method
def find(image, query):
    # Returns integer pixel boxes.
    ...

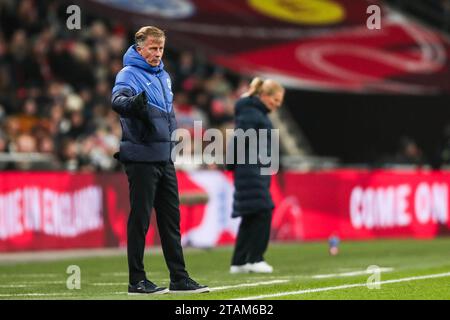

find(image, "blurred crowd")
[386,0,450,33]
[2,0,449,172]
[0,0,247,171]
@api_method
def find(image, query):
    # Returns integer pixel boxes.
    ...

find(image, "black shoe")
[169,278,210,294]
[128,279,169,295]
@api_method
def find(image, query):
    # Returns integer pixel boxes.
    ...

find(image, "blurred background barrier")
[1,0,450,252]
[282,169,450,240]
[1,169,450,252]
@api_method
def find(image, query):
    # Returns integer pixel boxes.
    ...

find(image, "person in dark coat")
[111,26,208,295]
[229,77,285,274]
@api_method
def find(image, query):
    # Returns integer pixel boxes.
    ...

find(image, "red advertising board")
[0,171,212,251]
[283,169,450,240]
[1,170,450,252]
[0,172,105,251]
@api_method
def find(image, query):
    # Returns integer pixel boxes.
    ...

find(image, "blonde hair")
[135,26,165,47]
[242,77,284,97]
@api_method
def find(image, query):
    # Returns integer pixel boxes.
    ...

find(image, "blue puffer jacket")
[111,45,177,163]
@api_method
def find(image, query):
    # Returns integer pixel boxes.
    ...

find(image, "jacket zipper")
[156,76,170,119]
[156,75,173,160]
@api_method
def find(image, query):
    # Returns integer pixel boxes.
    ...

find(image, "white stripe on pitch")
[312,267,394,279]
[210,280,289,291]
[92,282,128,286]
[0,292,73,297]
[0,281,66,286]
[0,284,28,288]
[235,271,450,300]
[0,273,59,278]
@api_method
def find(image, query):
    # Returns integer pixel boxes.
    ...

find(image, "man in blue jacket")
[112,26,209,295]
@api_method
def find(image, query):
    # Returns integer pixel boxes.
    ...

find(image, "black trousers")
[124,161,189,285]
[231,210,272,266]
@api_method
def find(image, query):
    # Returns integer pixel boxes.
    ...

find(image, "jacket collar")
[249,96,271,114]
[122,45,164,74]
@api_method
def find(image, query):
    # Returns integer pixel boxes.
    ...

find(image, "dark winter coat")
[111,45,177,163]
[230,96,275,218]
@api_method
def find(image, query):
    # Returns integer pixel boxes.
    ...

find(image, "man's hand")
[131,91,154,132]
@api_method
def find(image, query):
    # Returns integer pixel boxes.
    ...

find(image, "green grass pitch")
[1,238,450,300]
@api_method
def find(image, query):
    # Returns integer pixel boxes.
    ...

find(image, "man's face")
[261,90,284,111]
[137,36,165,67]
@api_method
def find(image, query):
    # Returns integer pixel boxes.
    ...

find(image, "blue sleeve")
[112,68,138,94]
[111,87,136,117]
[111,69,139,117]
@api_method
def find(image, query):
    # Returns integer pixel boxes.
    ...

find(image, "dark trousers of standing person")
[124,161,189,285]
[231,210,272,266]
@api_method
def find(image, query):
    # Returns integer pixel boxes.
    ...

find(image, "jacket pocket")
[151,117,171,141]
[120,118,151,144]
[147,107,171,142]
[138,120,151,142]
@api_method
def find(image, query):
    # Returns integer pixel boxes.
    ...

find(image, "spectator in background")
[0,130,7,152]
[66,110,89,139]
[204,69,233,97]
[442,0,450,32]
[59,138,78,171]
[59,137,92,171]
[393,136,426,166]
[11,133,37,170]
[173,92,209,130]
[431,123,450,169]
[14,133,37,153]
[0,130,9,170]
[174,51,196,92]
[38,134,55,154]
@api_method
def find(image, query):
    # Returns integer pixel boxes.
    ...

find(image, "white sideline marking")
[0,293,73,297]
[0,273,59,278]
[112,292,129,295]
[99,272,163,277]
[100,272,129,277]
[235,271,450,300]
[25,281,65,284]
[312,267,394,279]
[0,281,66,286]
[210,280,288,291]
[92,283,128,286]
[0,285,28,288]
